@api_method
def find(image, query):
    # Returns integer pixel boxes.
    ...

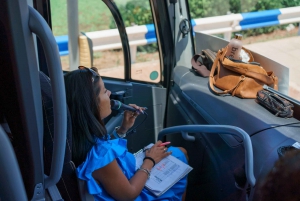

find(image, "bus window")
[78,0,126,79]
[113,0,161,83]
[50,0,160,82]
[51,0,126,79]
[50,0,69,70]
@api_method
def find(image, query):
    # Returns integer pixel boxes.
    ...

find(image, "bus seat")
[0,125,27,201]
[77,179,95,201]
[40,71,78,200]
[40,71,97,201]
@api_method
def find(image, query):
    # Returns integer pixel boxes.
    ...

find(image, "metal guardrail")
[55,7,300,61]
[193,6,300,39]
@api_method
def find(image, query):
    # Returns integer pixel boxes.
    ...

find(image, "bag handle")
[267,71,278,90]
[191,54,210,77]
[221,46,278,89]
[223,62,277,87]
[209,49,245,95]
[209,48,279,94]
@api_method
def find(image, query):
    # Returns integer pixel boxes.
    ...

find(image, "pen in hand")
[136,107,148,114]
[143,142,171,152]
[159,142,171,146]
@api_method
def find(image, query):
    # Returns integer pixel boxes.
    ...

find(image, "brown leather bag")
[209,47,278,98]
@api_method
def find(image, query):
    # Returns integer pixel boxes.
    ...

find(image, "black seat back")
[40,71,80,200]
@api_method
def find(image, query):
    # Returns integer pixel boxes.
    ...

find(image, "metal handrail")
[158,125,256,187]
[29,6,67,189]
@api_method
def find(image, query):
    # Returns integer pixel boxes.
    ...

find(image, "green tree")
[110,1,156,52]
[110,1,153,28]
[254,0,282,10]
[281,0,300,7]
[188,0,230,18]
[229,0,241,13]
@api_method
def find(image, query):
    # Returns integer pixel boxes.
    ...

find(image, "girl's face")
[98,77,111,119]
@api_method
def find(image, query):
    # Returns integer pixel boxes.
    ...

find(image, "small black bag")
[191,49,217,77]
[256,90,294,118]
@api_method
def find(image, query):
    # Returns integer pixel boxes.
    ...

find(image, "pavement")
[244,35,300,100]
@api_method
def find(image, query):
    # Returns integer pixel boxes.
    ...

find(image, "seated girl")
[64,66,189,201]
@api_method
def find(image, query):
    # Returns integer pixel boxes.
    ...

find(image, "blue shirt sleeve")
[76,138,128,195]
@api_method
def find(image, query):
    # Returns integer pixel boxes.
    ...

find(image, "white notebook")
[134,143,193,197]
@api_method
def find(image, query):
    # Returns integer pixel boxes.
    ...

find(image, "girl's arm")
[92,141,170,201]
[92,159,152,201]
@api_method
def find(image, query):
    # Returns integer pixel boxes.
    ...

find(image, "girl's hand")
[145,141,172,164]
[117,104,146,134]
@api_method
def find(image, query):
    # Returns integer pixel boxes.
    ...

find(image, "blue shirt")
[76,135,188,201]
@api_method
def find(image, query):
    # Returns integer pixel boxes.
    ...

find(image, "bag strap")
[220,46,277,86]
[191,54,210,77]
[202,49,217,62]
[209,49,245,95]
[267,71,278,90]
[209,48,279,93]
[223,64,277,86]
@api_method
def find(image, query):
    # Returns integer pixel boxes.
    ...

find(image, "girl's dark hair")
[64,68,107,166]
[256,149,300,201]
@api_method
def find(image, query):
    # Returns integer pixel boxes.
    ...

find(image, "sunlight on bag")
[209,46,278,99]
